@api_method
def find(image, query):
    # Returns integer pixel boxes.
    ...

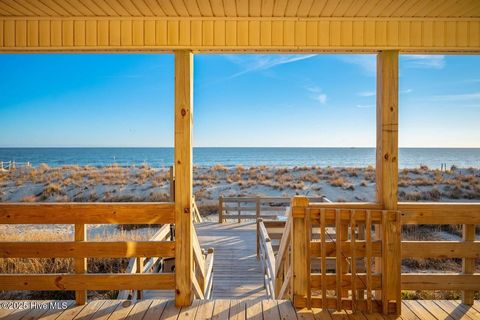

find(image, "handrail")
[273,208,293,300]
[257,218,276,299]
[192,197,203,223]
[219,196,326,223]
[192,223,214,299]
[117,224,172,300]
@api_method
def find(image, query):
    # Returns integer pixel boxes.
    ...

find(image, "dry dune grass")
[0,228,158,300]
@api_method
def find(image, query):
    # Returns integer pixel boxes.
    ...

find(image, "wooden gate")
[285,197,401,315]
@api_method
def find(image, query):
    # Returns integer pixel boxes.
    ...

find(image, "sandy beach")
[1,163,479,205]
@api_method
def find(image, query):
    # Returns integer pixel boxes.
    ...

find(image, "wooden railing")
[192,224,215,299]
[399,202,480,304]
[0,203,176,305]
[218,196,326,223]
[117,224,173,300]
[271,198,480,315]
[257,219,276,299]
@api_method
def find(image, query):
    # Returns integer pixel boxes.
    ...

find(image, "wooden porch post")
[174,50,194,307]
[376,50,401,315]
[290,196,309,307]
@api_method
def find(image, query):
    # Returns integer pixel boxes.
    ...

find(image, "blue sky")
[0,53,479,147]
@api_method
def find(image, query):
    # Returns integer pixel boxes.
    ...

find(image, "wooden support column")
[74,224,87,305]
[290,196,309,308]
[376,50,401,315]
[174,50,194,307]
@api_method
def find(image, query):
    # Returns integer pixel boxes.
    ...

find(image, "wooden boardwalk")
[144,221,266,300]
[1,299,479,319]
[196,221,266,299]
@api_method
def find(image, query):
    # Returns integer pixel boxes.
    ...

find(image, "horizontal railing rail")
[0,202,176,305]
[219,196,326,223]
[398,202,480,305]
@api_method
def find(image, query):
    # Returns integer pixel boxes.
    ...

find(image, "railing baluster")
[335,209,342,311]
[462,224,475,305]
[350,210,356,312]
[320,208,327,310]
[75,223,87,305]
[366,210,372,313]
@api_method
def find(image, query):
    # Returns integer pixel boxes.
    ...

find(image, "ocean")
[1,148,479,169]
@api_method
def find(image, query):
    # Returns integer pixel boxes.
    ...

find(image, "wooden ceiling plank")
[21,0,58,16]
[249,0,261,16]
[169,0,189,16]
[9,0,49,16]
[355,0,382,16]
[130,0,155,15]
[222,0,237,17]
[296,0,314,17]
[47,0,84,15]
[320,0,342,16]
[331,0,355,17]
[0,6,10,15]
[93,0,121,16]
[445,0,479,17]
[236,0,248,17]
[102,0,130,16]
[389,0,419,17]
[196,0,213,16]
[284,0,302,16]
[78,0,108,15]
[368,0,396,17]
[343,0,368,16]
[1,0,35,15]
[379,0,408,16]
[64,0,97,15]
[182,0,201,16]
[156,0,178,16]
[272,0,289,16]
[457,2,480,18]
[142,0,165,16]
[403,0,437,17]
[210,0,225,16]
[261,0,274,17]
[116,0,142,15]
[423,0,457,17]
[0,1,25,15]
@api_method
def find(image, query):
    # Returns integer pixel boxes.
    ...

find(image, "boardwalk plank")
[277,300,297,320]
[194,300,215,320]
[178,300,200,320]
[124,300,153,320]
[262,300,280,319]
[212,300,230,320]
[403,301,436,320]
[159,300,181,320]
[88,300,122,320]
[106,300,136,320]
[72,300,105,320]
[245,300,263,320]
[400,301,421,320]
[229,300,246,320]
[417,300,454,320]
[434,300,474,320]
[448,301,480,319]
[142,299,169,320]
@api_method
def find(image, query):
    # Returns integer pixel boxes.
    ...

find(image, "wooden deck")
[196,221,266,299]
[1,299,479,319]
[145,221,266,300]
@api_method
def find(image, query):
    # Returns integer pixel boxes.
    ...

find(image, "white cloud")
[429,92,480,102]
[401,88,413,94]
[358,91,375,97]
[337,55,376,75]
[306,86,327,104]
[225,54,317,79]
[401,55,446,69]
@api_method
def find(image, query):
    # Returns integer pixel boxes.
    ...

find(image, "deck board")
[1,299,479,319]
